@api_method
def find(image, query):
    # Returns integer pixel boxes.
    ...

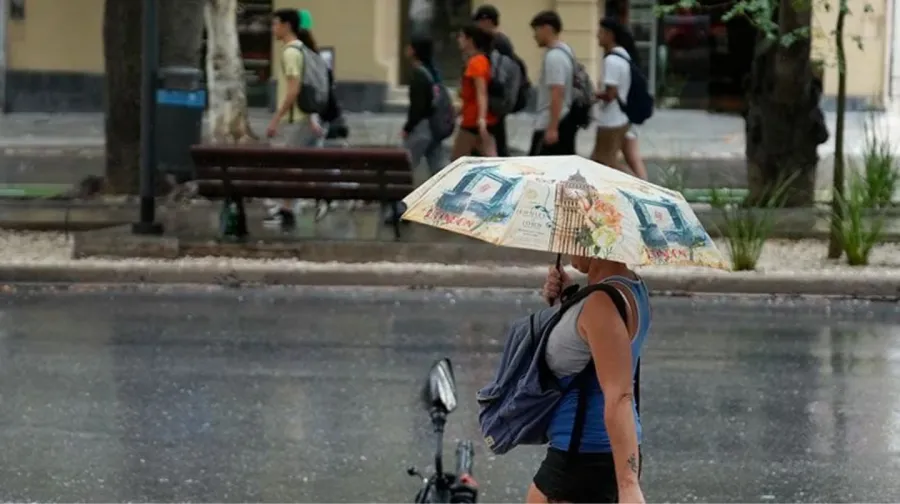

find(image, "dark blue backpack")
[476,283,635,455]
[607,52,654,126]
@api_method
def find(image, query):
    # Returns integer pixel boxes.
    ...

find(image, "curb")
[1,262,898,299]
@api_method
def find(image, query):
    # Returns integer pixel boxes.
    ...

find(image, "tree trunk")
[204,0,257,144]
[160,0,205,68]
[102,0,205,195]
[745,0,829,207]
[827,0,849,258]
[102,0,142,194]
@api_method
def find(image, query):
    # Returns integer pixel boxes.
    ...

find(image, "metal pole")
[133,0,163,235]
[0,0,9,113]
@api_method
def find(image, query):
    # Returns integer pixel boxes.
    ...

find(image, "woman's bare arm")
[474,77,489,125]
[579,293,641,493]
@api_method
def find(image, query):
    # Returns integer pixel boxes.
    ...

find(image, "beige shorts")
[590,124,630,168]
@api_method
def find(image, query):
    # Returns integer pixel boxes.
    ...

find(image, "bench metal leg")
[391,201,401,240]
[220,196,249,241]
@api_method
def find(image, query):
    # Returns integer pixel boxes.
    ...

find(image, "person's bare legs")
[451,130,479,161]
[591,124,629,171]
[526,483,552,503]
[477,131,498,157]
[622,133,648,180]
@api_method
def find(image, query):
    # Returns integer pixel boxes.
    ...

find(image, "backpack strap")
[565,283,631,458]
[604,51,635,110]
[541,46,576,105]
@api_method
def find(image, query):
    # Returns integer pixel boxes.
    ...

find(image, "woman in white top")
[592,18,648,180]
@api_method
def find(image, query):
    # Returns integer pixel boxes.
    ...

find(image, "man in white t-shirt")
[591,18,632,171]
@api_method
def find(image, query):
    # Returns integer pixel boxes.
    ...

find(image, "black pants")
[529,114,578,156]
[533,448,642,503]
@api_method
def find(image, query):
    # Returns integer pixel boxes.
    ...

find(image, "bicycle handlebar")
[455,440,474,476]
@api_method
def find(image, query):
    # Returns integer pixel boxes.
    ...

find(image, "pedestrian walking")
[524,260,650,503]
[265,9,328,227]
[592,17,652,179]
[473,4,531,157]
[387,36,453,224]
[402,36,449,176]
[450,24,498,160]
[527,10,579,156]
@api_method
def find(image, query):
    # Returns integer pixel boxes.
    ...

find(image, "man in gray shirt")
[528,10,577,156]
[473,4,515,156]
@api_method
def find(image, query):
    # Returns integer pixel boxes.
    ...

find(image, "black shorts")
[533,447,642,503]
[461,123,502,137]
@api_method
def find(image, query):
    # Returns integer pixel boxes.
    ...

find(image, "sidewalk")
[1,230,898,298]
[1,109,898,191]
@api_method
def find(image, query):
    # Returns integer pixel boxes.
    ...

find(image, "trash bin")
[156,66,205,182]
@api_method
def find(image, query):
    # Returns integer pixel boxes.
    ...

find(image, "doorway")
[398,0,473,86]
[604,0,658,97]
[656,0,755,113]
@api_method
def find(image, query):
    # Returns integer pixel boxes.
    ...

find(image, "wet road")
[1,286,899,503]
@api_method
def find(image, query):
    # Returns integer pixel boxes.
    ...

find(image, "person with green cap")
[298,9,313,30]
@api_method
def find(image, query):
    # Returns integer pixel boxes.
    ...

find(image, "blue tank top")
[546,276,651,452]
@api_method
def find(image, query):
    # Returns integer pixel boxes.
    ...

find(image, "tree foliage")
[657,0,829,207]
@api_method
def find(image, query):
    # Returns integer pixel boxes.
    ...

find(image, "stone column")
[890,0,900,101]
[554,0,601,82]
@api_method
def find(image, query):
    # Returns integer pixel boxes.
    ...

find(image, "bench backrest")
[190,145,416,201]
[190,145,412,172]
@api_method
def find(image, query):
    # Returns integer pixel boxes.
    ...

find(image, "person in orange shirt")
[451,24,498,160]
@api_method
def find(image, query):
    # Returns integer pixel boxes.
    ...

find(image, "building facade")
[0,0,895,113]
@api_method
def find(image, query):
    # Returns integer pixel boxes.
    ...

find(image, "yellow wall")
[274,0,599,86]
[473,0,554,84]
[6,0,104,73]
[272,0,400,84]
[5,0,890,101]
[813,0,888,101]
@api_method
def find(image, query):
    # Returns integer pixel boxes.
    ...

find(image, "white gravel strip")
[0,231,899,279]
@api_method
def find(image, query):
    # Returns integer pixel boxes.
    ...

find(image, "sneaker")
[263,207,296,228]
[315,200,330,221]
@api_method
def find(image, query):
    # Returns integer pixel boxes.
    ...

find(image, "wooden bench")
[190,145,414,239]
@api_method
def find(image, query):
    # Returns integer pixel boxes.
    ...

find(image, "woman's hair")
[410,36,441,82]
[460,23,494,53]
[297,28,319,53]
[599,17,640,66]
[273,8,300,36]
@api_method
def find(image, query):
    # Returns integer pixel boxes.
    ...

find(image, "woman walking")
[592,18,648,181]
[386,36,449,224]
[402,36,448,175]
[527,256,651,503]
[450,24,498,160]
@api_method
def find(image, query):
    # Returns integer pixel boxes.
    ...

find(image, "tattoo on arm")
[627,453,639,475]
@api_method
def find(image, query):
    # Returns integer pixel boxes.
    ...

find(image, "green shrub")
[709,175,794,271]
[832,172,885,266]
[860,118,899,209]
[656,163,686,194]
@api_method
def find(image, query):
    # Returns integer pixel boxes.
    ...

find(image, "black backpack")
[605,53,654,125]
[322,69,349,139]
[510,53,532,113]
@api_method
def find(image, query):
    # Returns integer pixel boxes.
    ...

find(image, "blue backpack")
[606,52,654,126]
[476,283,635,455]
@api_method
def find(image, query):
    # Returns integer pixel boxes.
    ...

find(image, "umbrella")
[401,156,729,270]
